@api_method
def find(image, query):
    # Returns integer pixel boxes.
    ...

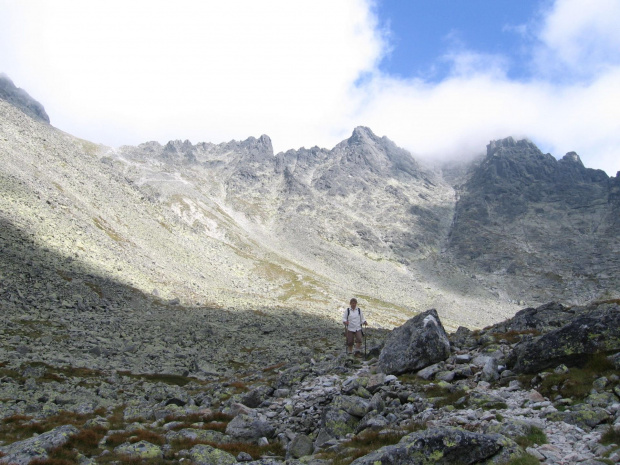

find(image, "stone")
[348,426,523,465]
[417,362,445,380]
[379,309,451,375]
[320,406,358,439]
[0,425,78,465]
[287,433,313,459]
[481,357,500,382]
[330,395,369,418]
[189,444,236,465]
[225,414,275,442]
[508,303,620,373]
[114,440,163,460]
[546,406,610,430]
[240,385,274,408]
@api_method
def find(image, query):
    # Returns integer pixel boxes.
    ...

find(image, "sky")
[0,0,619,175]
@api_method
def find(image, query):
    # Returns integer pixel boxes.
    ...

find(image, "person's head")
[350,298,357,308]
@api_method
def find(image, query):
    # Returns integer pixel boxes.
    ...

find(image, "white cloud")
[2,0,384,150]
[1,0,618,175]
[535,0,620,79]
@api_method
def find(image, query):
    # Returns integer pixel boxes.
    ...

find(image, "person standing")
[342,298,367,356]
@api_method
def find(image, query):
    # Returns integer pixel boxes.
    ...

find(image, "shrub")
[515,426,547,448]
[600,426,620,446]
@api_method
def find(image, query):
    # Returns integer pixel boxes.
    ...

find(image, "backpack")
[346,307,364,335]
[346,307,361,318]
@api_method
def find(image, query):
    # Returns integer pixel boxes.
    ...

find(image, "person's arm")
[342,308,349,327]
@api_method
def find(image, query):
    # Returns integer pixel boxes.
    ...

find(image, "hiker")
[342,298,368,356]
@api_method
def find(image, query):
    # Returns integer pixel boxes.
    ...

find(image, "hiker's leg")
[346,331,354,354]
[354,331,363,353]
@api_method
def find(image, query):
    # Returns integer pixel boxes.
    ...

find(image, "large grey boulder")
[225,414,275,442]
[349,426,523,465]
[0,425,78,465]
[379,309,451,375]
[508,304,620,373]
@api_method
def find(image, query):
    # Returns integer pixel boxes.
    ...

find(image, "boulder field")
[2,300,620,464]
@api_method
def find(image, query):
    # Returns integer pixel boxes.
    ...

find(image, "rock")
[450,326,475,348]
[486,418,541,439]
[287,433,313,459]
[546,405,610,430]
[114,440,163,460]
[0,425,78,465]
[165,428,231,444]
[241,386,273,408]
[331,395,369,418]
[467,391,508,409]
[417,362,445,380]
[481,357,500,382]
[349,426,523,464]
[379,309,451,375]
[508,304,620,373]
[189,444,236,465]
[225,414,275,442]
[435,370,455,382]
[237,451,253,462]
[320,406,358,439]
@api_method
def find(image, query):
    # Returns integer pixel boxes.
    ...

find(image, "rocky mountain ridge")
[1,77,620,465]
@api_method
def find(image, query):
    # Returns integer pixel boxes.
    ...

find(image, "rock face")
[448,136,619,305]
[0,74,50,123]
[379,309,451,374]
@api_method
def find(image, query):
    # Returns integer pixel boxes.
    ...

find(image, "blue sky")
[0,0,618,175]
[375,0,544,81]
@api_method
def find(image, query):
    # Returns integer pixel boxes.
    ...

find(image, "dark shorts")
[346,330,363,346]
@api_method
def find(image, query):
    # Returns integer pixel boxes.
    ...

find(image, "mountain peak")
[0,74,50,123]
[486,137,538,157]
[560,151,584,167]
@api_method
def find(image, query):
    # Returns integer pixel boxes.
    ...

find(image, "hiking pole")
[364,328,367,359]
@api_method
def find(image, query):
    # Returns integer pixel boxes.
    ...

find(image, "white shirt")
[342,307,366,332]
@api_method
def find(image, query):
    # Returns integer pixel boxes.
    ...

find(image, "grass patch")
[117,371,200,387]
[491,329,541,344]
[535,353,616,400]
[515,426,547,448]
[262,362,287,372]
[423,384,467,409]
[317,424,426,465]
[85,281,103,298]
[169,437,284,460]
[93,217,126,243]
[600,426,620,446]
[105,429,165,448]
[165,412,233,433]
[0,412,96,445]
[506,454,542,465]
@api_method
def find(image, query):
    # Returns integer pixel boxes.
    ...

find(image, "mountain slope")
[2,89,618,331]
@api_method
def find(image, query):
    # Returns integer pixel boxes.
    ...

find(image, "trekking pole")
[364,328,367,359]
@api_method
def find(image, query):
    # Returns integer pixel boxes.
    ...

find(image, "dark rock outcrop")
[447,136,619,304]
[379,309,451,375]
[507,302,620,373]
[0,74,50,123]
